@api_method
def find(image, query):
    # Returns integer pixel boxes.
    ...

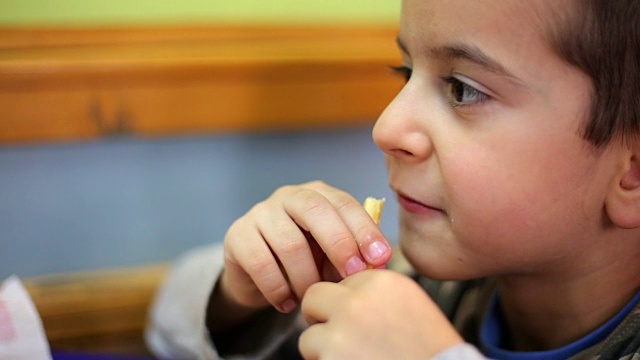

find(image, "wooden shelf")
[23,264,170,356]
[0,25,403,144]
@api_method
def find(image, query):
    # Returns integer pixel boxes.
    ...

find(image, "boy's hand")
[299,270,464,359]
[219,181,392,313]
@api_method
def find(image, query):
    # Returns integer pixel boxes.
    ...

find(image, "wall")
[0,0,400,26]
[0,129,397,278]
[0,2,401,277]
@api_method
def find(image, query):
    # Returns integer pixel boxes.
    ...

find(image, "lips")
[396,192,444,214]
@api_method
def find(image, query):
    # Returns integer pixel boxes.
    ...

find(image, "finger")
[298,323,325,360]
[308,238,342,282]
[329,193,392,266]
[306,183,392,267]
[256,206,321,300]
[225,218,297,313]
[282,187,367,277]
[359,197,392,266]
[300,281,345,325]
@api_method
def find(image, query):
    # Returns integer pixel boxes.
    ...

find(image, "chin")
[399,240,480,281]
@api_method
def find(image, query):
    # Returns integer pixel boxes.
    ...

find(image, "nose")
[372,83,433,163]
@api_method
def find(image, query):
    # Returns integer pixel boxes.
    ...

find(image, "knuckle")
[223,218,246,245]
[298,330,315,358]
[278,237,308,257]
[274,183,311,199]
[325,231,354,251]
[248,257,290,298]
[246,255,278,276]
[277,185,327,212]
[325,329,349,351]
[250,200,270,216]
[263,281,291,303]
[305,180,328,189]
[302,195,327,215]
[334,195,360,214]
[302,282,321,304]
[273,184,295,197]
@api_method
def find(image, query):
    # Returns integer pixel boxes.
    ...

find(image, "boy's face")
[373,0,622,279]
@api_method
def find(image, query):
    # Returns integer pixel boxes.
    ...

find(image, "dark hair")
[549,0,640,147]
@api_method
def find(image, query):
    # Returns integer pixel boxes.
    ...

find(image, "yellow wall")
[0,0,400,26]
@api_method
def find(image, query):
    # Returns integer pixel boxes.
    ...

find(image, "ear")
[606,151,640,229]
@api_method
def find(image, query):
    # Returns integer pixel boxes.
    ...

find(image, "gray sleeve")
[432,343,488,360]
[144,244,303,360]
[145,244,224,360]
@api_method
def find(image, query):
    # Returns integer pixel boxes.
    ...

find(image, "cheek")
[442,137,603,259]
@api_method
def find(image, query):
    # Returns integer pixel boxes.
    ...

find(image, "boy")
[146,0,640,358]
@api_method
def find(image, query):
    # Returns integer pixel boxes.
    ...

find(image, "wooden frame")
[0,25,403,144]
[24,265,169,356]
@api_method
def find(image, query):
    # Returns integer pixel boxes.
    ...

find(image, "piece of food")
[363,197,385,225]
[363,197,385,269]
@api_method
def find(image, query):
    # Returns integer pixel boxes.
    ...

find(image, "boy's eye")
[389,67,489,108]
[390,65,412,83]
[443,76,489,107]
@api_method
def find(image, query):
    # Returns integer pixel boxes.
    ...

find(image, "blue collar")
[480,289,640,360]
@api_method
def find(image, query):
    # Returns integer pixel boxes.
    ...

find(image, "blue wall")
[0,127,397,278]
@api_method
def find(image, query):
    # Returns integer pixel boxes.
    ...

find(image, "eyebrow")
[396,37,524,85]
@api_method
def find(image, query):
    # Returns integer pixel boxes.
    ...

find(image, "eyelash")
[390,65,412,82]
[442,76,489,108]
[390,65,489,108]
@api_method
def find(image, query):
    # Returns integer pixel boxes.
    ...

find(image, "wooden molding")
[23,264,170,355]
[0,25,403,144]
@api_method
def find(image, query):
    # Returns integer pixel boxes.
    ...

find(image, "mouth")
[396,192,444,214]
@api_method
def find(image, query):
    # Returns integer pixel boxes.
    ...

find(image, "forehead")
[399,0,560,57]
[398,0,574,88]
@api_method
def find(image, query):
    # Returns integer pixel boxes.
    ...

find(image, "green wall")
[0,0,401,26]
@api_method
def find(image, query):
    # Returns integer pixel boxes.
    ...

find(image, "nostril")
[392,148,414,157]
[389,148,415,160]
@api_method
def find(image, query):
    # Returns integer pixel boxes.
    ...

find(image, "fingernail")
[345,256,366,276]
[280,298,297,313]
[366,240,389,261]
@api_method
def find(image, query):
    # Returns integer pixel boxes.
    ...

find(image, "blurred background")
[0,0,399,26]
[0,0,403,278]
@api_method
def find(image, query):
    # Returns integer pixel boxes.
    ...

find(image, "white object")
[0,275,52,360]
